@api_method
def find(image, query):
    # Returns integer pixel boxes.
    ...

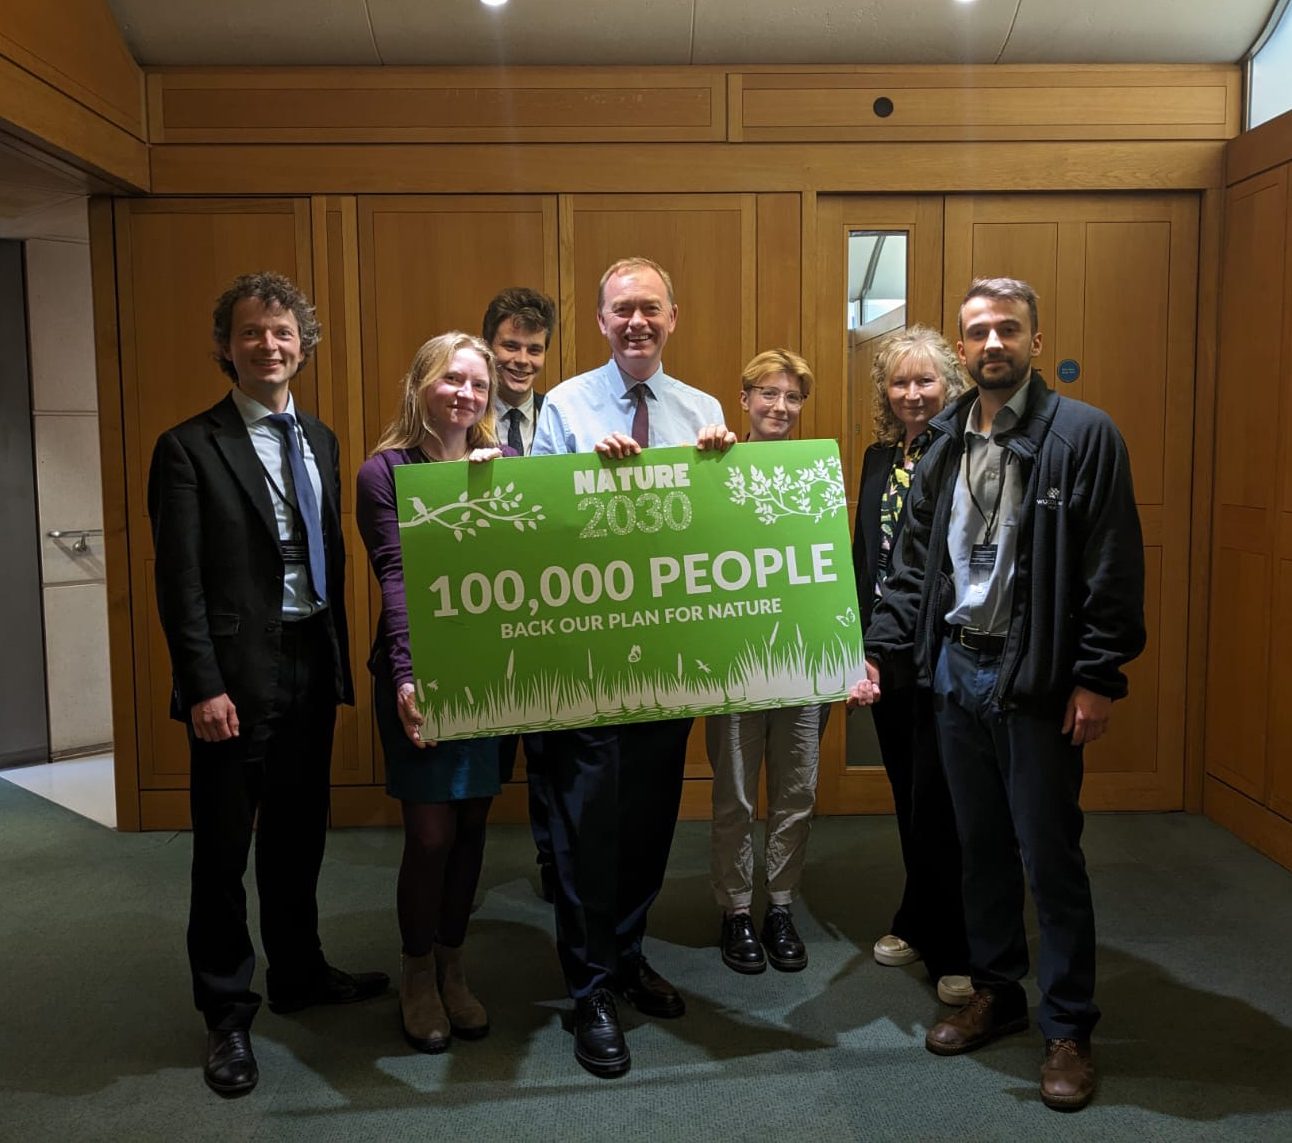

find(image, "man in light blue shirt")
[531,257,733,1078]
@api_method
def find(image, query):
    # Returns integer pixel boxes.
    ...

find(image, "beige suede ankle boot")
[400,952,450,1053]
[434,943,489,1039]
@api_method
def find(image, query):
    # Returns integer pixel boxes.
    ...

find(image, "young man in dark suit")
[483,286,559,898]
[149,272,387,1098]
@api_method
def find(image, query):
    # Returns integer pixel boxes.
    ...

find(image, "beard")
[968,354,1031,392]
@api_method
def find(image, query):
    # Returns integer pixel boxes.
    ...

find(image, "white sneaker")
[937,974,974,1006]
[873,934,922,966]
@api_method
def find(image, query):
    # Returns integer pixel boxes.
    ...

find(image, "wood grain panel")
[740,80,1233,142]
[563,194,756,431]
[943,193,1197,810]
[1268,559,1292,822]
[1205,775,1292,874]
[755,194,802,359]
[91,196,141,830]
[1226,107,1292,186]
[356,196,558,453]
[148,68,725,144]
[1186,187,1223,812]
[1214,169,1287,512]
[1205,548,1270,800]
[114,198,314,795]
[0,0,145,137]
[311,196,373,788]
[147,141,1225,197]
[0,54,148,190]
[1081,222,1170,505]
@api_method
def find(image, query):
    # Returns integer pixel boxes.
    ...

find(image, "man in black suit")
[149,272,387,1098]
[482,286,558,898]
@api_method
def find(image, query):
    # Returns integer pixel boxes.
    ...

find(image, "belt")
[949,625,1006,654]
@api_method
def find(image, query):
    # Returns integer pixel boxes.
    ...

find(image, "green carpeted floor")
[2,778,1290,1142]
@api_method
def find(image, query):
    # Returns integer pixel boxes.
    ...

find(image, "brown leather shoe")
[925,988,1028,1055]
[1040,1038,1096,1111]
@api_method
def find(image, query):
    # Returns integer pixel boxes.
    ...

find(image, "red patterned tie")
[630,382,650,448]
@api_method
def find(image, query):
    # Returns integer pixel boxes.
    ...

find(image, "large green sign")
[394,441,863,740]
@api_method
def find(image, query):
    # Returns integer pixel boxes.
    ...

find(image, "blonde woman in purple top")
[356,331,516,1055]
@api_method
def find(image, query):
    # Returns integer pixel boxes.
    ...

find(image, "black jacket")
[148,392,354,725]
[864,372,1145,715]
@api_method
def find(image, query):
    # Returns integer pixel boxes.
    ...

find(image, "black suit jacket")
[853,440,902,631]
[148,391,354,727]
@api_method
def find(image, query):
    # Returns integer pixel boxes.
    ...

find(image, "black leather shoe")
[268,964,390,1014]
[761,905,808,972]
[204,1029,258,1097]
[720,913,767,974]
[573,988,630,1078]
[616,955,686,1018]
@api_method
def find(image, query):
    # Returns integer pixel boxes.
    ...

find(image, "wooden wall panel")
[0,54,148,190]
[311,196,373,789]
[148,68,726,144]
[943,194,1198,811]
[356,196,559,452]
[147,140,1225,198]
[736,67,1239,143]
[0,0,144,137]
[112,198,314,801]
[561,194,756,430]
[1205,168,1288,812]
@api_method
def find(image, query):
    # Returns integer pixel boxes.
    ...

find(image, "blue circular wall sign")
[1057,358,1081,383]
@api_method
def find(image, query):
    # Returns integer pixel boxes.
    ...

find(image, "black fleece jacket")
[863,372,1146,716]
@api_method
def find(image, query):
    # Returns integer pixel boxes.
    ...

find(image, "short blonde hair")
[870,325,965,447]
[372,332,499,455]
[597,257,675,308]
[742,348,814,397]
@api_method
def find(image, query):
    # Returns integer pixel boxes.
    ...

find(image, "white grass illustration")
[416,627,865,740]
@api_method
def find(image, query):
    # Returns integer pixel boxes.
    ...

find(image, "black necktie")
[265,412,327,603]
[506,408,524,455]
[630,383,650,448]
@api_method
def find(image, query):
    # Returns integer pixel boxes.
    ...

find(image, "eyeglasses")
[750,387,805,408]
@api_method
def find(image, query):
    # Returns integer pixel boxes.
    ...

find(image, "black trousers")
[186,614,338,1032]
[931,638,1098,1040]
[536,718,691,999]
[871,684,970,981]
[498,732,553,868]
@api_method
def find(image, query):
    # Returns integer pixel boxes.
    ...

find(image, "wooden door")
[560,193,758,813]
[357,195,560,454]
[112,198,314,829]
[811,196,944,814]
[1206,168,1288,811]
[353,195,560,823]
[944,193,1199,811]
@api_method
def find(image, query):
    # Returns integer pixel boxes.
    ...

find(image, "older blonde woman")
[356,331,515,1054]
[707,349,824,975]
[851,325,972,1006]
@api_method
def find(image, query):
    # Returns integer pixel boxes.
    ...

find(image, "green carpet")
[2,778,1290,1141]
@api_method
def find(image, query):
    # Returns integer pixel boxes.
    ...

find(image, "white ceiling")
[107,0,1278,68]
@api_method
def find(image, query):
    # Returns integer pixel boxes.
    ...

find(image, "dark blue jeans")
[931,637,1098,1040]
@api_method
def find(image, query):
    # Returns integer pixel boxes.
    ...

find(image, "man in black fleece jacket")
[848,278,1144,1113]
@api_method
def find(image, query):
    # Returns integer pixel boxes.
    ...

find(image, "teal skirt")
[374,678,501,803]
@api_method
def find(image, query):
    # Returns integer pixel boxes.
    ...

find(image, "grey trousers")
[706,705,823,911]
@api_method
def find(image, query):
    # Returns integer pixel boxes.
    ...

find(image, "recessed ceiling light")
[481,0,508,6]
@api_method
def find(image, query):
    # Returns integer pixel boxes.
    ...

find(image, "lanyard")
[963,439,1008,545]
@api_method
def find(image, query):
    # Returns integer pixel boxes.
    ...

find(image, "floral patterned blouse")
[875,431,931,598]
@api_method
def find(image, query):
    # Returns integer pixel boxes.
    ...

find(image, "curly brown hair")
[212,271,321,383]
